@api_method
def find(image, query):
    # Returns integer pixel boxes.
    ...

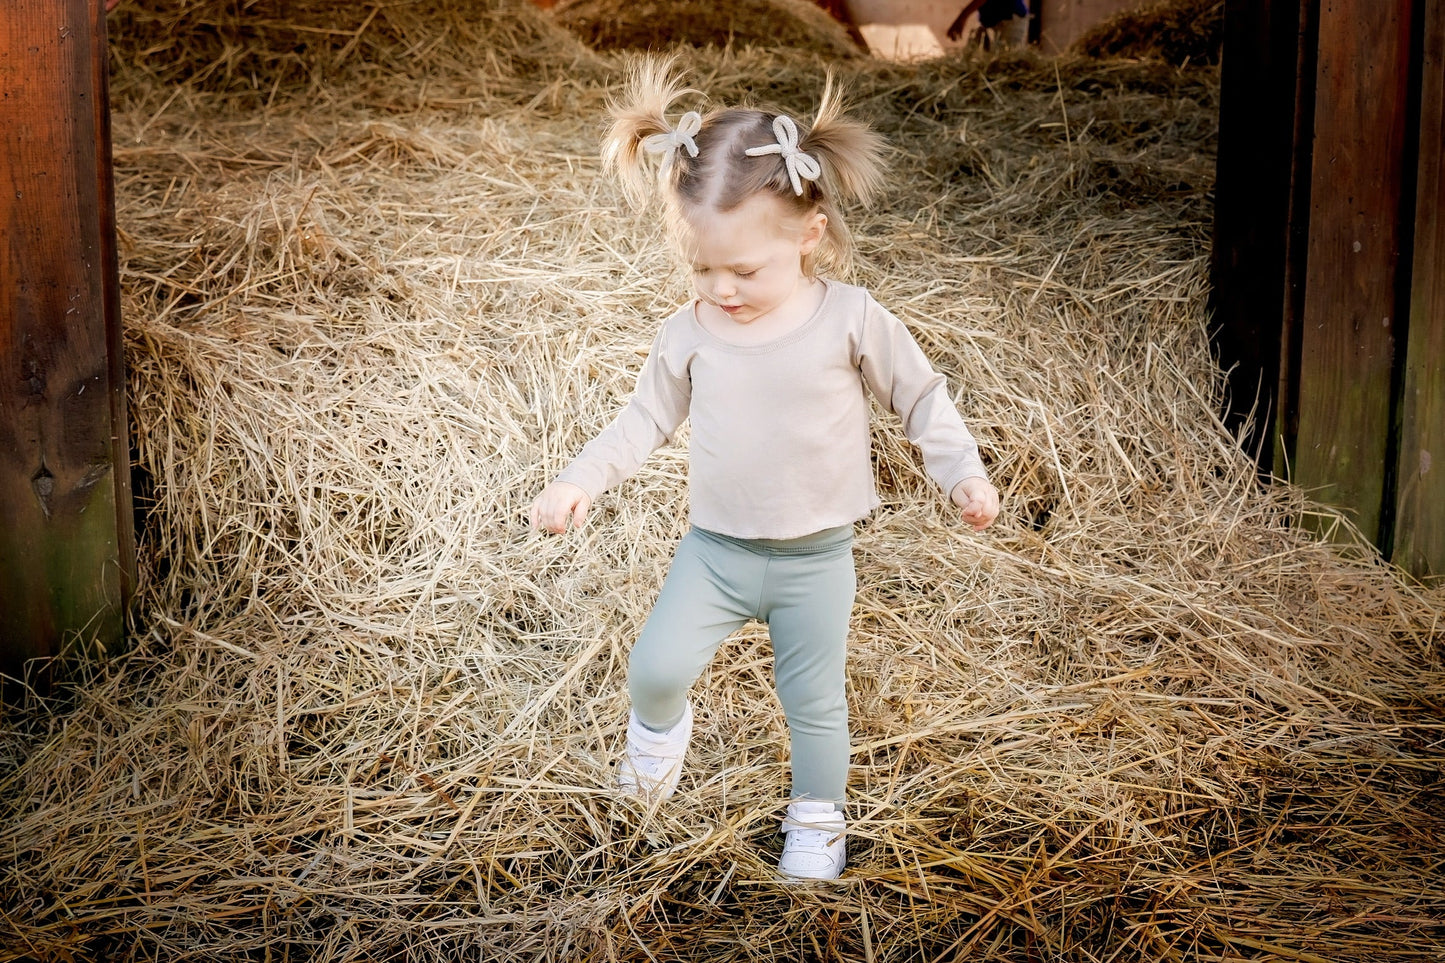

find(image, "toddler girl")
[530,60,1000,880]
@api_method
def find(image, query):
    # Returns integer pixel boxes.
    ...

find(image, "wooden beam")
[1394,0,1445,579]
[1292,0,1413,544]
[0,0,133,678]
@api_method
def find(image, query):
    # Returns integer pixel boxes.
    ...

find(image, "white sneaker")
[779,801,846,880]
[616,703,693,803]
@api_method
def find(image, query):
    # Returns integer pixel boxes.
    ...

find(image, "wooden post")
[0,0,134,678]
[1212,0,1441,574]
[1210,0,1316,474]
[1394,0,1445,579]
[1291,0,1414,544]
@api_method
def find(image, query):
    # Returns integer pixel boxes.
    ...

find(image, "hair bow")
[744,114,821,196]
[642,111,702,176]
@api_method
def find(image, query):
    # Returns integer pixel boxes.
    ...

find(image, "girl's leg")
[628,529,755,732]
[763,543,856,803]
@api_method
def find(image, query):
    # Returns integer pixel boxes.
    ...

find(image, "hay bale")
[1075,0,1225,66]
[2,2,1443,961]
[107,0,600,99]
[552,0,863,57]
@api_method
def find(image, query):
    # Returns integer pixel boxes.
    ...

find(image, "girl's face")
[684,193,826,327]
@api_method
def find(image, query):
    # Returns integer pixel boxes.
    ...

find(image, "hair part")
[602,57,887,278]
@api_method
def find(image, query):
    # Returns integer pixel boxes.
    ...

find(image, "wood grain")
[0,0,132,674]
[1293,0,1413,544]
[1394,0,1445,578]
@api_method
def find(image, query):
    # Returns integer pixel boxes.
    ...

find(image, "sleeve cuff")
[554,463,605,501]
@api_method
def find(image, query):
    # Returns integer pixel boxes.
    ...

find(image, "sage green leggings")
[628,524,856,803]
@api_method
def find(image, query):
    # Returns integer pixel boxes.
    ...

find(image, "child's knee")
[627,647,694,703]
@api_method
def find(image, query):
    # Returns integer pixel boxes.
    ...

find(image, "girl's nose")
[714,277,735,299]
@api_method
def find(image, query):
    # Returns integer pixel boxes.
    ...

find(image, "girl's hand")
[530,481,592,534]
[950,477,999,532]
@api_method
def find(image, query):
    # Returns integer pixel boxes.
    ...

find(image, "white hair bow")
[642,111,702,176]
[744,114,821,196]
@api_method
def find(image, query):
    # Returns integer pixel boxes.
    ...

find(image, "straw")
[1074,0,1226,66]
[553,0,864,58]
[2,1,1441,960]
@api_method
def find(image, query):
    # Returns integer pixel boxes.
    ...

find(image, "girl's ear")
[798,210,828,255]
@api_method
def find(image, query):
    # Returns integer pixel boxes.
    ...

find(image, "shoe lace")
[787,826,842,851]
[628,751,673,778]
[625,735,681,778]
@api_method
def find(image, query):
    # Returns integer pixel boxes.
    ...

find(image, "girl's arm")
[531,325,691,532]
[857,297,998,530]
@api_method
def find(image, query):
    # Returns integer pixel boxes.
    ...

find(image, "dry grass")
[1075,0,1226,66]
[552,0,864,58]
[2,1,1442,961]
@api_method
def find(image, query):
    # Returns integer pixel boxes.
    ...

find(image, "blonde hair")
[603,57,885,278]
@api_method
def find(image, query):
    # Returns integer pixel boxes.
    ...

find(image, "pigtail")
[602,56,701,207]
[799,74,886,209]
[797,74,887,277]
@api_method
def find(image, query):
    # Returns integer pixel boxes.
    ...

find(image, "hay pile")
[3,1,1443,960]
[552,0,863,58]
[1075,0,1226,66]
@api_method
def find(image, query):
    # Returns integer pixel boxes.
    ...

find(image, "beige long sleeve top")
[556,279,988,540]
